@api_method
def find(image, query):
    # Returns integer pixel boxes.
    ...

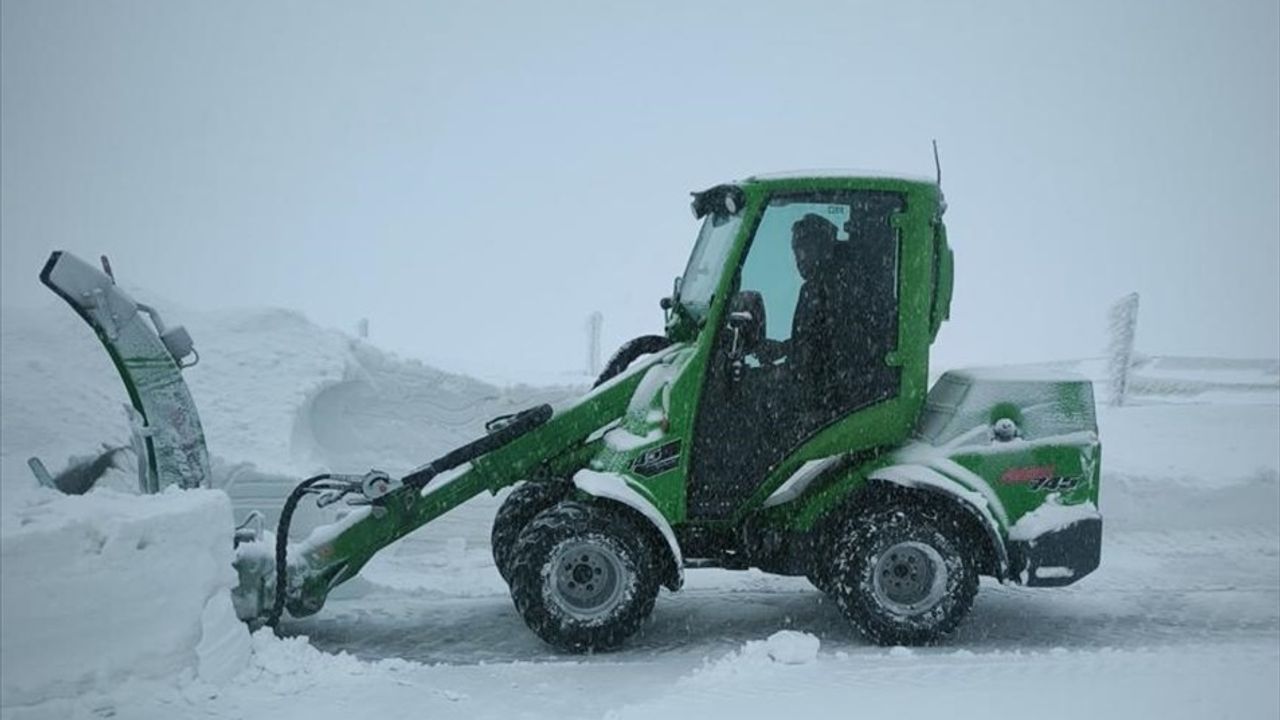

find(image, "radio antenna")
[931,140,947,215]
[932,139,943,188]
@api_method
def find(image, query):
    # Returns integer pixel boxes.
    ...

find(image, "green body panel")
[773,367,1101,549]
[776,433,1101,538]
[929,221,954,341]
[949,441,1101,525]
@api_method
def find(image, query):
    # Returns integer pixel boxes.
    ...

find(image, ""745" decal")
[1001,465,1081,492]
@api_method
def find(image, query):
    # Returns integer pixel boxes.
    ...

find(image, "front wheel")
[491,481,569,584]
[829,505,978,646]
[508,501,660,652]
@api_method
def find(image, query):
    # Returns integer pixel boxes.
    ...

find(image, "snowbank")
[0,307,135,510]
[1098,402,1280,531]
[0,302,578,536]
[0,487,249,709]
[0,301,574,486]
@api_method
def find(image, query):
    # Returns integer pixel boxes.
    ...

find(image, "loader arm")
[235,351,668,623]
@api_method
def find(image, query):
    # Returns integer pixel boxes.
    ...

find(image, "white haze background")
[3,0,1278,382]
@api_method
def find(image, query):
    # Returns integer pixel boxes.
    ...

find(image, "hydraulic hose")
[402,403,553,489]
[263,403,553,631]
[265,473,333,631]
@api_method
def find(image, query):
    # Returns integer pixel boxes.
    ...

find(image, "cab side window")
[736,191,903,424]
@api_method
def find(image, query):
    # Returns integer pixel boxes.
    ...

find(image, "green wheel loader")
[39,170,1102,651]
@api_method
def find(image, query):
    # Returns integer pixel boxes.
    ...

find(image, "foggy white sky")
[3,0,1278,383]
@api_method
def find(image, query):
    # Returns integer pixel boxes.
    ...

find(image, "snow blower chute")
[34,251,210,493]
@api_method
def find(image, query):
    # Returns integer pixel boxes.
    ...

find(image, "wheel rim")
[548,539,627,621]
[871,541,948,616]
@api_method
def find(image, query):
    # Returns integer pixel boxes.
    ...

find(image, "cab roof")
[743,168,936,185]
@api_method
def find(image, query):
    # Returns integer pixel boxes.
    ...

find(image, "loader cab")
[676,174,949,521]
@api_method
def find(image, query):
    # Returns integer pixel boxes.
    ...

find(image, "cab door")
[688,190,905,520]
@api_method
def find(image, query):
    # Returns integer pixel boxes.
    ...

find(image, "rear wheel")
[829,505,978,646]
[508,501,659,652]
[491,481,569,584]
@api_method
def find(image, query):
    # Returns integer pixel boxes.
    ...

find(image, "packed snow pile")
[0,299,579,478]
[0,302,580,534]
[760,630,821,664]
[0,486,249,709]
[242,630,419,696]
[1127,355,1280,403]
[1006,355,1279,405]
[666,631,823,686]
[0,307,135,511]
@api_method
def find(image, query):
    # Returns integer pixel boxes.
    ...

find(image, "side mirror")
[660,276,682,311]
[726,291,765,359]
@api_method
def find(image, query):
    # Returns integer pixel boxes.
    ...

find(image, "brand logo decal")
[632,440,681,477]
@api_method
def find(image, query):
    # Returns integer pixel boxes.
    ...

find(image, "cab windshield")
[678,213,742,323]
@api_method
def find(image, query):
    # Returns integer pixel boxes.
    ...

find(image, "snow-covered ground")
[1,302,1277,719]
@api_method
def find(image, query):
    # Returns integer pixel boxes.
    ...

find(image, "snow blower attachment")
[41,170,1104,652]
[34,251,210,493]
